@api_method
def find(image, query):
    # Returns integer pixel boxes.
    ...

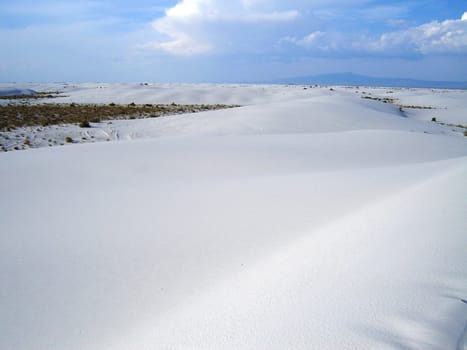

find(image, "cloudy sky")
[0,0,466,82]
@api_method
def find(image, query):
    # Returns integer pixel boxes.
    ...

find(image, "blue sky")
[0,0,466,82]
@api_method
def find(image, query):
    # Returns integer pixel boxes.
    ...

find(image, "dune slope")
[0,84,466,350]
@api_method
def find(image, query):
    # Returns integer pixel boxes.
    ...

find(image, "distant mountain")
[264,72,467,89]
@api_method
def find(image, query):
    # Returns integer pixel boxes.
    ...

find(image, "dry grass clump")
[0,103,240,130]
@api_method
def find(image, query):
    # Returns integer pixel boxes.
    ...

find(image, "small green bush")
[65,137,73,143]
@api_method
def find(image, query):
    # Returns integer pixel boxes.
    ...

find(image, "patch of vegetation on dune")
[398,104,435,109]
[0,102,240,130]
[361,95,396,104]
[432,120,467,136]
[362,95,436,109]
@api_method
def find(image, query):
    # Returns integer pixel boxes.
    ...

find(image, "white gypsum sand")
[1,84,466,152]
[0,83,466,350]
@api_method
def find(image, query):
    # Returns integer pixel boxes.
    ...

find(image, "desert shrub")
[65,137,73,143]
[79,120,91,128]
[431,117,437,122]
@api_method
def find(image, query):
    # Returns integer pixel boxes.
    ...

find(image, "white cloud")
[300,31,324,45]
[375,17,467,54]
[243,10,299,22]
[166,0,209,18]
[284,14,467,56]
[282,31,324,47]
[140,21,212,55]
[144,0,299,55]
[461,12,467,21]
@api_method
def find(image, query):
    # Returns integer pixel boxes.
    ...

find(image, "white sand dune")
[0,87,36,96]
[0,83,466,349]
[2,86,465,151]
[2,82,317,105]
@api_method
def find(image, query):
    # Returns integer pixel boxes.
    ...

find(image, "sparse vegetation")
[362,95,435,109]
[65,137,73,143]
[398,105,434,109]
[362,96,396,104]
[0,103,240,130]
[452,123,467,129]
[433,120,467,129]
[430,119,467,136]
